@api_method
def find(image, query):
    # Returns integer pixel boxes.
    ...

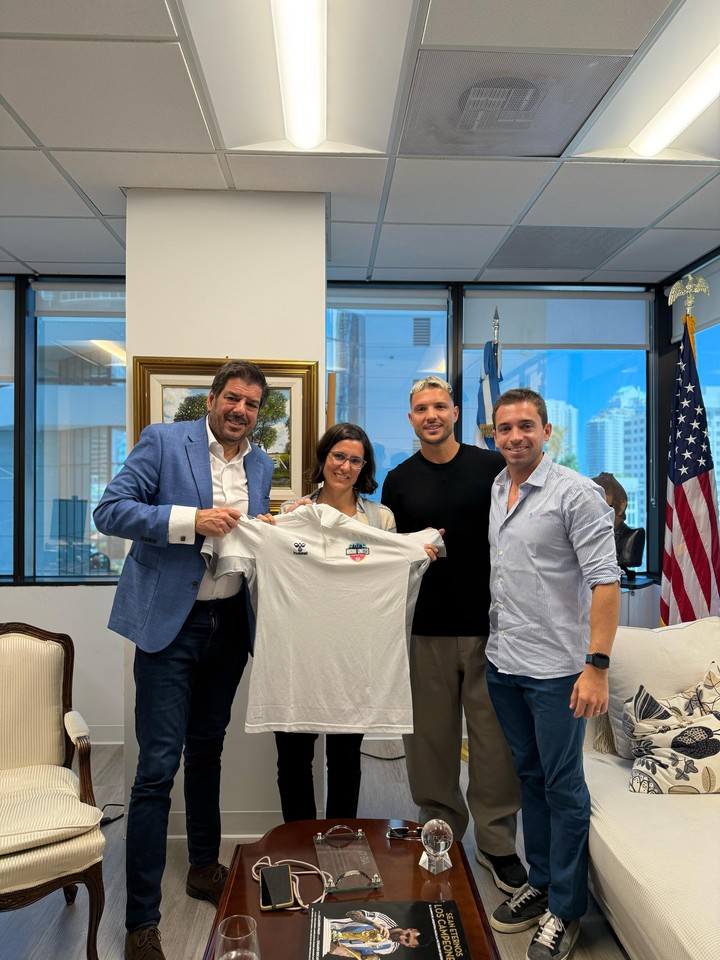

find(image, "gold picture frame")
[133,356,318,512]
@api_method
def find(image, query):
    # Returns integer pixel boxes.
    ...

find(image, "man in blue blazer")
[94,359,274,960]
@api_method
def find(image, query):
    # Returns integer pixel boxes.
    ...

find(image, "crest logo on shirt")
[346,541,370,562]
[292,541,308,555]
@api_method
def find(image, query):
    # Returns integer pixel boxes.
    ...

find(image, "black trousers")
[274,731,364,822]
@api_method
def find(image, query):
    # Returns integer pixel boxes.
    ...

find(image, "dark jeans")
[125,593,249,931]
[274,731,364,822]
[486,661,589,920]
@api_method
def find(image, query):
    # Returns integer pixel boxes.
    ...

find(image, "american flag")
[660,320,720,624]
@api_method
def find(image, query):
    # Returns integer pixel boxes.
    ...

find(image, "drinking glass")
[214,914,261,960]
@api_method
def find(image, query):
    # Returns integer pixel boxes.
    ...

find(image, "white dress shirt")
[168,419,251,600]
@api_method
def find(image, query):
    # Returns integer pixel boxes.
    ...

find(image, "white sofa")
[584,618,720,960]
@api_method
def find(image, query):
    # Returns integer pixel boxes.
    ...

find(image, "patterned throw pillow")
[623,661,720,794]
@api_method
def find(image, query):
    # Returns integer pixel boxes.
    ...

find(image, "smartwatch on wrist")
[586,652,610,669]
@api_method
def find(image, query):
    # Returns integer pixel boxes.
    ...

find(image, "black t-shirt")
[381,444,505,636]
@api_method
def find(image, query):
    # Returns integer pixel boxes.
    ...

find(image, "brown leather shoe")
[186,862,229,906]
[125,925,165,960]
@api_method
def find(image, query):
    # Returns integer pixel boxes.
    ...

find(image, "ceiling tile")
[385,159,554,224]
[400,50,628,159]
[0,0,718,282]
[371,268,479,281]
[25,262,126,275]
[226,155,388,221]
[106,219,126,241]
[0,218,125,261]
[0,0,175,36]
[586,269,669,283]
[375,224,507,269]
[53,152,228,216]
[326,0,415,151]
[0,40,213,151]
[601,228,720,272]
[0,260,31,273]
[0,108,34,147]
[328,223,375,266]
[423,0,672,50]
[523,162,716,227]
[0,151,93,216]
[327,267,368,281]
[489,225,640,269]
[478,268,596,282]
[657,174,720,229]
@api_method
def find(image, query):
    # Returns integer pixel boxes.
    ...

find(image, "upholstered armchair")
[0,622,105,960]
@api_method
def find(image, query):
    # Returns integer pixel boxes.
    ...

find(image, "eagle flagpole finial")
[668,273,710,315]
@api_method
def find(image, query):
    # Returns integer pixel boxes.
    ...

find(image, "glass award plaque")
[313,825,383,893]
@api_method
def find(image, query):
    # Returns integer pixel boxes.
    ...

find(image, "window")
[0,283,14,576]
[3,280,127,582]
[694,323,720,464]
[461,289,651,560]
[327,287,449,496]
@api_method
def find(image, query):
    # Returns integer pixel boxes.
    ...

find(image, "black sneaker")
[476,848,528,893]
[526,912,580,960]
[490,883,549,933]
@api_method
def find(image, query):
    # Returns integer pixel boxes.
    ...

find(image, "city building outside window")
[327,287,450,496]
[461,290,650,562]
[0,283,14,576]
[33,282,126,580]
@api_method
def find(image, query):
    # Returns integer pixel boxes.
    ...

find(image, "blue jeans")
[486,662,589,920]
[125,593,249,931]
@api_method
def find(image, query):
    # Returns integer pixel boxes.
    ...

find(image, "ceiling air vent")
[457,78,542,132]
[399,49,629,158]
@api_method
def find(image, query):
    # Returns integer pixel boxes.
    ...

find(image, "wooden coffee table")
[202,818,500,960]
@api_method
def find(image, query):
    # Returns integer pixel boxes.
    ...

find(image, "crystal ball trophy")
[419,819,453,874]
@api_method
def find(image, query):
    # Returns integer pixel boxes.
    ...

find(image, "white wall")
[1,585,124,743]
[125,189,327,366]
[125,188,327,836]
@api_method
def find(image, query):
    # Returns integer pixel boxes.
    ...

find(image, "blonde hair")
[409,376,453,404]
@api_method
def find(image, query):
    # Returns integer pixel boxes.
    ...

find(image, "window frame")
[2,276,664,584]
[4,275,127,586]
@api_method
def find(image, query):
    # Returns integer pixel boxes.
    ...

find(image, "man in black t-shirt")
[382,376,524,893]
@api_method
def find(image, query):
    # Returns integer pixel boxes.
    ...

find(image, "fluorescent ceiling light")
[630,43,720,157]
[91,340,126,365]
[271,0,326,149]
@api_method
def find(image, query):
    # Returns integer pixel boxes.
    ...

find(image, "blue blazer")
[93,416,273,652]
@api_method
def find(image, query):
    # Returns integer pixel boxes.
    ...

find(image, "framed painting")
[133,356,318,512]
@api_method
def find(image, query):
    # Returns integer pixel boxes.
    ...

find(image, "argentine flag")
[474,338,502,451]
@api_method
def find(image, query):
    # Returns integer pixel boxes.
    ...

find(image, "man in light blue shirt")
[485,388,620,960]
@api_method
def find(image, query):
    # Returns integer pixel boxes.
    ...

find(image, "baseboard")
[168,809,283,840]
[89,724,124,744]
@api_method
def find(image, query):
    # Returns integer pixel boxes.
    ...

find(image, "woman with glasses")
[273,422,397,822]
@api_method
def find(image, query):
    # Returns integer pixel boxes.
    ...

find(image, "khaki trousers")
[403,634,521,854]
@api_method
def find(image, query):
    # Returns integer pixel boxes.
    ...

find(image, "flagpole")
[661,273,720,625]
[474,306,502,451]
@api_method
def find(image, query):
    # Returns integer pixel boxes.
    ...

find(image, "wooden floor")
[0,742,628,960]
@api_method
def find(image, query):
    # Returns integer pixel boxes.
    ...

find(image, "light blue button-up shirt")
[487,455,620,679]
